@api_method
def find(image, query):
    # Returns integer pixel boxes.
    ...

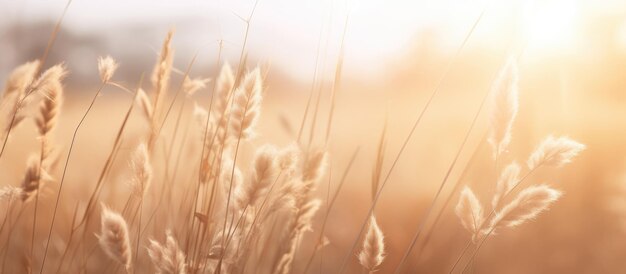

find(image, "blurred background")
[2,0,626,273]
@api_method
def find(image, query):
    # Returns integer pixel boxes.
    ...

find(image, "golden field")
[0,0,625,273]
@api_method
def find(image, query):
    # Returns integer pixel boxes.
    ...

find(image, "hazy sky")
[2,0,626,80]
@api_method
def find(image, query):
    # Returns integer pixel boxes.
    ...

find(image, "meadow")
[0,0,624,273]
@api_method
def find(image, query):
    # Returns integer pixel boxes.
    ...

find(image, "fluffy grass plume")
[229,68,263,141]
[98,55,119,83]
[488,58,519,158]
[98,205,133,272]
[147,231,187,274]
[527,135,586,169]
[358,216,386,272]
[488,185,562,231]
[491,162,521,208]
[455,186,485,243]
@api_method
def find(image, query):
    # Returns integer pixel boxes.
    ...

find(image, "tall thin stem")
[40,81,106,273]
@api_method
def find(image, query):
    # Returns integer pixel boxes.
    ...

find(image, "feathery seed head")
[488,58,519,158]
[147,230,187,274]
[492,162,521,209]
[358,216,386,272]
[2,60,40,96]
[527,136,585,169]
[130,142,152,198]
[31,64,67,96]
[183,76,210,96]
[98,56,119,83]
[455,186,485,243]
[98,205,132,270]
[489,185,562,232]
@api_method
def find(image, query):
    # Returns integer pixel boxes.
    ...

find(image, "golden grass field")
[1,0,626,273]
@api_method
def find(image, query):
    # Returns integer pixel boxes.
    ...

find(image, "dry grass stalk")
[21,156,53,202]
[147,231,187,274]
[488,58,518,158]
[99,205,133,272]
[98,55,119,83]
[527,135,586,169]
[491,162,521,208]
[151,29,175,120]
[488,185,561,231]
[229,68,263,141]
[130,142,153,198]
[275,199,321,274]
[236,145,278,209]
[358,216,385,273]
[455,186,485,243]
[183,76,210,96]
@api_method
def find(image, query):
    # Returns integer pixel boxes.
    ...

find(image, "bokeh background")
[2,0,626,273]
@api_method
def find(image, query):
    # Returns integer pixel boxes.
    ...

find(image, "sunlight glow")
[524,0,580,52]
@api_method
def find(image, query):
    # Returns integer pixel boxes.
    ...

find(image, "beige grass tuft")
[455,186,485,243]
[358,216,386,272]
[98,205,132,272]
[491,162,521,208]
[489,185,562,231]
[527,136,586,169]
[130,142,152,198]
[97,55,119,83]
[229,68,263,140]
[146,230,187,274]
[488,58,518,158]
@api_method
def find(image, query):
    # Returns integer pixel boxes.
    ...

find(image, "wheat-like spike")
[455,186,485,243]
[527,136,586,169]
[302,149,328,183]
[214,63,235,116]
[98,205,132,272]
[278,143,300,171]
[183,76,210,96]
[35,80,63,137]
[130,142,152,198]
[31,64,68,97]
[147,230,187,274]
[237,145,278,209]
[151,29,175,117]
[264,175,299,218]
[358,216,385,272]
[491,162,521,208]
[488,185,562,232]
[1,60,40,97]
[229,68,263,140]
[298,149,328,201]
[275,199,322,274]
[219,155,243,207]
[0,186,23,203]
[20,155,52,202]
[98,55,119,83]
[3,63,66,136]
[488,58,519,158]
